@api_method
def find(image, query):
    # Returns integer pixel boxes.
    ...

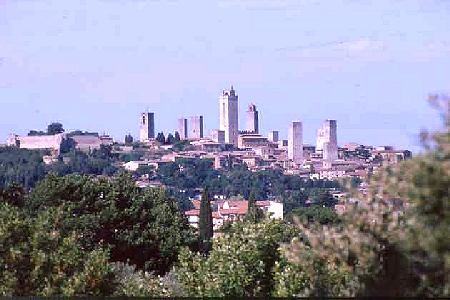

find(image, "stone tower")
[189,116,204,139]
[288,121,303,165]
[219,86,239,146]
[246,103,259,134]
[139,112,155,142]
[316,119,338,161]
[177,118,188,139]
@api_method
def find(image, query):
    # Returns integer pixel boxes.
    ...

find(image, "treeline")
[157,159,340,212]
[0,145,341,214]
[0,174,196,296]
[0,146,118,189]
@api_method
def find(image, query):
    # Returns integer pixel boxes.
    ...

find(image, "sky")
[1,0,449,153]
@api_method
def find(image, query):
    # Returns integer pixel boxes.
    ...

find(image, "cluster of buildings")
[4,85,413,230]
[137,86,412,180]
[185,199,283,231]
[5,86,412,180]
[5,85,412,180]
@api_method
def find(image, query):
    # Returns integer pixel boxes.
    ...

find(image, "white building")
[288,121,303,165]
[7,133,64,155]
[219,86,239,147]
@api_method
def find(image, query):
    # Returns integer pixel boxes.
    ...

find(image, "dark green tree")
[156,132,165,144]
[47,122,64,135]
[198,189,213,255]
[174,131,181,142]
[27,130,46,136]
[166,133,175,145]
[26,173,196,274]
[60,137,76,154]
[124,134,133,145]
[245,191,264,223]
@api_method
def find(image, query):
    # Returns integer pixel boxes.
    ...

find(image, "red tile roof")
[185,209,199,216]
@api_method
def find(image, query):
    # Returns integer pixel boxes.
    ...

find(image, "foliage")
[176,220,299,297]
[47,122,65,135]
[281,96,450,297]
[174,131,181,142]
[111,262,171,297]
[198,190,213,254]
[26,173,196,275]
[59,137,76,154]
[156,132,165,144]
[0,146,120,189]
[166,133,175,145]
[53,149,118,177]
[0,204,115,296]
[286,206,340,225]
[157,158,340,213]
[245,191,264,223]
[27,130,47,136]
[124,134,134,145]
[0,147,47,189]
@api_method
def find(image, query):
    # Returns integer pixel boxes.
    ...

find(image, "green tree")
[198,189,213,254]
[174,131,181,142]
[245,191,264,223]
[27,130,46,136]
[286,206,340,225]
[281,96,450,297]
[0,204,115,296]
[60,137,76,154]
[166,133,175,145]
[124,134,133,145]
[47,122,64,135]
[156,132,166,144]
[176,220,299,297]
[26,173,196,275]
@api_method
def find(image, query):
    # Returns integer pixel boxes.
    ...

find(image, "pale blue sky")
[1,0,449,153]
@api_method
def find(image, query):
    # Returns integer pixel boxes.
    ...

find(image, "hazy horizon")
[1,0,449,153]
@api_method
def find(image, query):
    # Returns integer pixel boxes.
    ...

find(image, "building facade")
[139,112,155,142]
[211,129,225,144]
[288,121,303,165]
[268,130,279,143]
[189,116,204,139]
[246,103,259,134]
[177,118,188,139]
[219,86,239,146]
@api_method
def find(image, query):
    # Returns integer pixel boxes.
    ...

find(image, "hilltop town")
[3,85,412,230]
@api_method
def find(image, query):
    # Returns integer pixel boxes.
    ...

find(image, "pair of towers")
[316,120,338,161]
[287,120,338,165]
[177,116,204,140]
[219,86,259,146]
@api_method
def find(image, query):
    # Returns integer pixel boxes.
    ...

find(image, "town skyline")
[0,83,441,154]
[1,0,449,153]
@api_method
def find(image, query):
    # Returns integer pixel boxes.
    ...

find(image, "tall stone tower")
[177,118,188,139]
[139,112,155,142]
[316,119,338,161]
[219,86,239,146]
[288,121,303,165]
[246,103,259,133]
[189,116,204,139]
